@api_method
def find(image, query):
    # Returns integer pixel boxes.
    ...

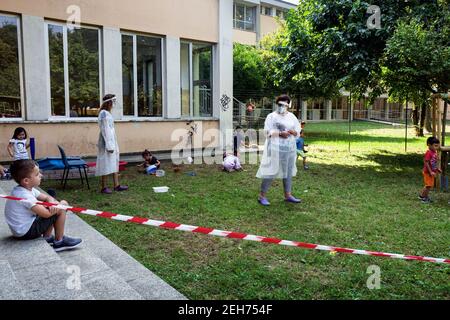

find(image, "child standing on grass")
[7,127,30,160]
[4,160,82,251]
[419,137,441,203]
[296,121,309,170]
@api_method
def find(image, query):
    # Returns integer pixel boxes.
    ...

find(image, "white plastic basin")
[153,186,169,193]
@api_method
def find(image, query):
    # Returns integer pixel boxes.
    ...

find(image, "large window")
[47,23,101,117]
[180,42,213,117]
[121,33,162,117]
[0,14,22,118]
[233,3,256,31]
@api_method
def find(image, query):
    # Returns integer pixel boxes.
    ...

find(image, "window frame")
[0,13,24,121]
[121,31,165,120]
[275,8,285,19]
[233,2,256,32]
[260,6,272,16]
[45,21,103,120]
[180,40,215,119]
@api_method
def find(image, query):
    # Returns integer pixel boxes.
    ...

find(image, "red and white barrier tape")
[1,194,449,264]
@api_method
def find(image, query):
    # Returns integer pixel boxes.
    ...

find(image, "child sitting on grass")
[4,160,82,251]
[222,152,242,172]
[137,149,161,174]
[418,137,441,203]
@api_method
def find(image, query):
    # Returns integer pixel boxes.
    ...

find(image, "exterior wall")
[0,0,231,160]
[0,121,220,161]
[233,29,257,46]
[0,0,218,42]
[232,0,294,45]
[260,14,280,38]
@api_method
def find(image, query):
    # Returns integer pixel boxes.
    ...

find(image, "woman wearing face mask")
[95,94,128,194]
[256,95,301,206]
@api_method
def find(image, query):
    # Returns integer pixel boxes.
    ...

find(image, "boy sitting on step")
[4,160,82,252]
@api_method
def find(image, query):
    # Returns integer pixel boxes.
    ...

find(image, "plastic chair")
[57,145,90,190]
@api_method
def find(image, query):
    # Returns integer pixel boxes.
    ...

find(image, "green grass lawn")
[41,121,450,300]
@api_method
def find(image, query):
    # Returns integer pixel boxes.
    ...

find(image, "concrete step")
[64,210,186,300]
[56,245,143,300]
[1,179,186,300]
[0,260,26,300]
[0,184,94,300]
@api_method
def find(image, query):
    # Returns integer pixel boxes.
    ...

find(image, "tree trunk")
[442,101,447,146]
[425,103,433,133]
[412,106,420,136]
[419,102,427,137]
[442,101,448,176]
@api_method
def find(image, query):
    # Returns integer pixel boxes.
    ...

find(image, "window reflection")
[68,27,100,117]
[137,36,162,117]
[0,15,21,118]
[193,44,212,117]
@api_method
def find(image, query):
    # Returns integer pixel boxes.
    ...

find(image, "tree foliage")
[267,0,450,103]
[233,43,265,101]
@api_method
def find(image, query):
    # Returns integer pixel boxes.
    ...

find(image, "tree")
[270,0,449,135]
[233,43,265,102]
[383,14,450,135]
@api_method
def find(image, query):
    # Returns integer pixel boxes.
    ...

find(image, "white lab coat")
[95,110,120,176]
[256,111,301,179]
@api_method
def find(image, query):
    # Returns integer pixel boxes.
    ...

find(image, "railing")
[199,86,212,116]
[233,19,255,32]
[232,96,274,129]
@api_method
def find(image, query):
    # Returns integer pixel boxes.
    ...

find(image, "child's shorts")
[18,215,58,240]
[423,172,435,188]
[297,150,306,159]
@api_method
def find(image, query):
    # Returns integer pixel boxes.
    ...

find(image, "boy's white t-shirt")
[9,139,29,160]
[4,186,41,237]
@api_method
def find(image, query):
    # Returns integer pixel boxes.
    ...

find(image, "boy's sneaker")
[44,235,55,246]
[420,197,432,204]
[53,236,82,252]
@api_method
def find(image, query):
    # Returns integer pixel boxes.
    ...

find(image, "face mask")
[277,106,286,114]
[277,102,288,114]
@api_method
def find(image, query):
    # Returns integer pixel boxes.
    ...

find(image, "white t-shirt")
[9,139,29,160]
[223,155,239,167]
[4,186,41,237]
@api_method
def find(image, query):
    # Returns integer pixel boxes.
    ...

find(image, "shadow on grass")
[307,132,421,144]
[353,150,423,168]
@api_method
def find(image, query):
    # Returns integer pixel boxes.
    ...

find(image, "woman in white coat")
[256,95,301,206]
[96,94,128,194]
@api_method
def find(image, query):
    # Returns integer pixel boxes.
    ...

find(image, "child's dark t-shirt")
[146,156,160,168]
